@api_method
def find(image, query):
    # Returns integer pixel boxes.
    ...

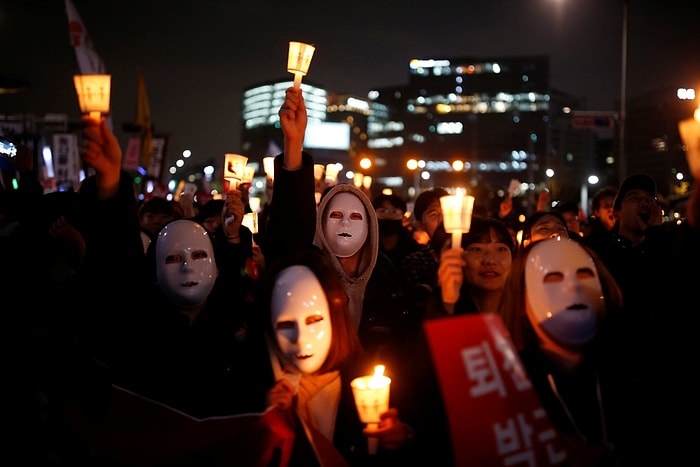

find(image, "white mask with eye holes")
[271,265,332,375]
[156,220,218,309]
[525,238,604,350]
[322,192,369,258]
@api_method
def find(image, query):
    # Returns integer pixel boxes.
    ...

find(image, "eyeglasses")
[375,207,404,218]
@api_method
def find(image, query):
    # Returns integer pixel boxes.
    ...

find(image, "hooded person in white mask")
[314,185,378,330]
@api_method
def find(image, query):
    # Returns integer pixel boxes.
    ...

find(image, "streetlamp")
[618,0,629,184]
[581,174,600,218]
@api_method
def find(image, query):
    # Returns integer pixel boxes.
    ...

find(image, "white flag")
[65,0,106,75]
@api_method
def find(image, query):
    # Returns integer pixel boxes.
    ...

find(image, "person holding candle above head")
[257,86,317,267]
[54,115,273,465]
[275,85,383,341]
[268,85,452,466]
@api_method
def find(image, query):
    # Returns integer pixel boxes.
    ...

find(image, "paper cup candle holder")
[351,365,391,455]
[440,188,476,249]
[223,153,248,190]
[287,41,315,89]
[73,74,111,121]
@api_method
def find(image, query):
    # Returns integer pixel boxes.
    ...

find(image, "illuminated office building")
[365,55,595,206]
[240,56,594,208]
[240,80,369,181]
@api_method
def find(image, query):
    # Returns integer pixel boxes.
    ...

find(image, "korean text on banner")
[423,314,569,466]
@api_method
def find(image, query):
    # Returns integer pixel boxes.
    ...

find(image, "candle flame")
[373,365,385,378]
[368,365,387,390]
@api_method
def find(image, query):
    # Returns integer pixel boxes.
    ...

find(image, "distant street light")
[406,159,420,199]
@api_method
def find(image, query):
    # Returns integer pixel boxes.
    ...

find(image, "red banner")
[423,314,569,466]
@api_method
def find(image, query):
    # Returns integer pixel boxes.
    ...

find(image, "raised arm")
[80,115,123,200]
[278,86,307,171]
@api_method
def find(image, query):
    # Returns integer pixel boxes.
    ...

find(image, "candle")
[224,153,248,191]
[287,41,315,89]
[440,188,476,248]
[242,212,258,235]
[242,212,259,247]
[351,365,392,455]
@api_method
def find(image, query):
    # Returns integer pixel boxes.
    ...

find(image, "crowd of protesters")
[2,87,699,466]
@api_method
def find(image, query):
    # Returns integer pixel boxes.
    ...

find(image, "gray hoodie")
[313,184,378,329]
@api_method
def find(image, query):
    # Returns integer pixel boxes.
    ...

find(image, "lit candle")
[242,211,259,247]
[287,41,315,89]
[351,365,392,455]
[73,74,111,122]
[440,188,476,248]
[224,153,248,191]
[248,196,262,214]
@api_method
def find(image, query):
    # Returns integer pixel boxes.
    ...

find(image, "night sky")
[2,0,699,170]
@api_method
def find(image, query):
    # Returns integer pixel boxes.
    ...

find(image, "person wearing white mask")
[60,115,272,466]
[272,85,378,332]
[314,184,378,330]
[263,248,413,465]
[498,237,625,465]
[154,219,218,319]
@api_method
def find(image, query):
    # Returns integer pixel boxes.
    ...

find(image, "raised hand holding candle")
[351,365,391,455]
[287,41,315,89]
[73,74,111,121]
[223,153,248,190]
[440,188,476,248]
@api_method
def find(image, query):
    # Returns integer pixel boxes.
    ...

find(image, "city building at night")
[240,55,599,214]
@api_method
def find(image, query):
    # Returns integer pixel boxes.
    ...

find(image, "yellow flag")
[136,70,153,171]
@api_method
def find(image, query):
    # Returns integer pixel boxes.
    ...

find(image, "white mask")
[322,192,368,258]
[525,238,604,350]
[271,265,332,374]
[156,220,217,309]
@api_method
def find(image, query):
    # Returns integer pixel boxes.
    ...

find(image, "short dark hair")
[413,188,449,221]
[591,186,617,211]
[372,193,407,213]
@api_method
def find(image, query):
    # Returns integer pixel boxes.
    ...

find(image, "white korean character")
[494,414,535,466]
[462,341,506,398]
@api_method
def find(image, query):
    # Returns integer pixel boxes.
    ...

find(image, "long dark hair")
[498,238,623,351]
[260,246,364,373]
